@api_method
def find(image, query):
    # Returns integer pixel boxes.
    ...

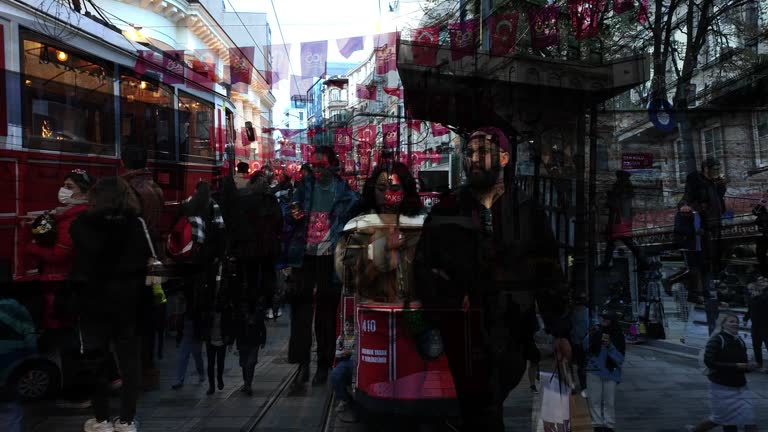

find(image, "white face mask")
[58,187,74,204]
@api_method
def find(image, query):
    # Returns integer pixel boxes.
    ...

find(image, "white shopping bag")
[539,371,571,432]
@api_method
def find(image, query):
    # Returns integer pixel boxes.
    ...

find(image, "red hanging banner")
[448,18,479,61]
[382,123,399,149]
[411,26,440,67]
[568,0,603,40]
[405,119,423,132]
[356,125,377,147]
[134,50,162,76]
[334,127,353,149]
[430,123,451,137]
[375,43,397,74]
[383,87,403,98]
[637,0,649,23]
[489,13,519,57]
[529,5,560,50]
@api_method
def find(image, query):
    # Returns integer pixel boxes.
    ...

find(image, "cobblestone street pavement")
[21,314,313,432]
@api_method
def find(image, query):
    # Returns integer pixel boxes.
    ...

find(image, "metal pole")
[587,104,598,306]
[574,106,588,306]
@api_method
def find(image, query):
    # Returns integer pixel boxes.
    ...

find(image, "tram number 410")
[361,320,377,333]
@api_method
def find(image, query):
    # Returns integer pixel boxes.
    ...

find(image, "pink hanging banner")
[229,46,254,86]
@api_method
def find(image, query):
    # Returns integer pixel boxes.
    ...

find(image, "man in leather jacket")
[414,127,567,431]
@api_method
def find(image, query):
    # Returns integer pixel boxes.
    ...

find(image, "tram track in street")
[242,363,335,432]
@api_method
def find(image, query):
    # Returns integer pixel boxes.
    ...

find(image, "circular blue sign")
[647,99,677,131]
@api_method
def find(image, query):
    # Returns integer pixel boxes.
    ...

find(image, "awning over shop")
[397,40,650,132]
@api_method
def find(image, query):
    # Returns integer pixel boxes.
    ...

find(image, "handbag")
[539,369,572,431]
[138,217,166,287]
[30,211,57,247]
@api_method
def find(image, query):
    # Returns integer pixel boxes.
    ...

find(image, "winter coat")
[122,169,165,245]
[283,175,360,268]
[231,191,284,261]
[414,182,566,400]
[25,204,88,281]
[584,325,626,383]
[745,292,768,331]
[704,331,748,388]
[69,212,151,327]
[234,310,267,350]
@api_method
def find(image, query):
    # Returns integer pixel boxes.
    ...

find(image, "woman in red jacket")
[25,169,93,329]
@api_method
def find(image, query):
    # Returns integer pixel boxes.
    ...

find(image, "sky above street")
[230,0,426,116]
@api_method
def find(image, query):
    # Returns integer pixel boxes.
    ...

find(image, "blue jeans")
[0,401,22,432]
[330,358,354,403]
[176,334,204,385]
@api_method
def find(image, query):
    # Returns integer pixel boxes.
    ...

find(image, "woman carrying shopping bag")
[685,313,759,432]
[583,310,625,432]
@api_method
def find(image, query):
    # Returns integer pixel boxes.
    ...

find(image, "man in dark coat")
[414,127,566,432]
[120,146,166,390]
[678,157,727,303]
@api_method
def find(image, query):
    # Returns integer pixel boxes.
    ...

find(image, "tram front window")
[21,31,115,155]
[178,92,215,163]
[119,73,175,160]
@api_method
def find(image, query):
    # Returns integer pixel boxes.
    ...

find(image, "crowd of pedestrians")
[3,129,766,432]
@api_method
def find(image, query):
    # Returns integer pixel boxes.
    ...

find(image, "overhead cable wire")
[268,0,301,98]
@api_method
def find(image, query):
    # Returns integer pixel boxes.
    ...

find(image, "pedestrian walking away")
[69,177,152,432]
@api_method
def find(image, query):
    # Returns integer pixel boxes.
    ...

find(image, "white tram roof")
[342,213,426,232]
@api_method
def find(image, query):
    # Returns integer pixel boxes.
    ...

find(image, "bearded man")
[415,127,567,431]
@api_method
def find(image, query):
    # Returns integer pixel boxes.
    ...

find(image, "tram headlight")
[417,328,444,360]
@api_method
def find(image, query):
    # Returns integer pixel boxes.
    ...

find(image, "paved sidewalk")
[23,315,296,432]
[329,345,768,431]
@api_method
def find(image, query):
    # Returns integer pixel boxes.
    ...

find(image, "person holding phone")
[583,311,626,432]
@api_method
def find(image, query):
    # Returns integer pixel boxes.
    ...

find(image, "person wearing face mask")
[285,146,359,387]
[25,169,93,329]
[686,313,759,432]
[413,127,566,431]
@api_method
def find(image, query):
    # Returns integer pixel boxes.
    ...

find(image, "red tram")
[0,18,244,286]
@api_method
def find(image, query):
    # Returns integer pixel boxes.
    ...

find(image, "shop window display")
[21,30,115,155]
[178,92,215,163]
[119,72,175,160]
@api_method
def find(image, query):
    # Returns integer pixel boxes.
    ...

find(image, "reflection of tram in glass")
[335,211,458,415]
